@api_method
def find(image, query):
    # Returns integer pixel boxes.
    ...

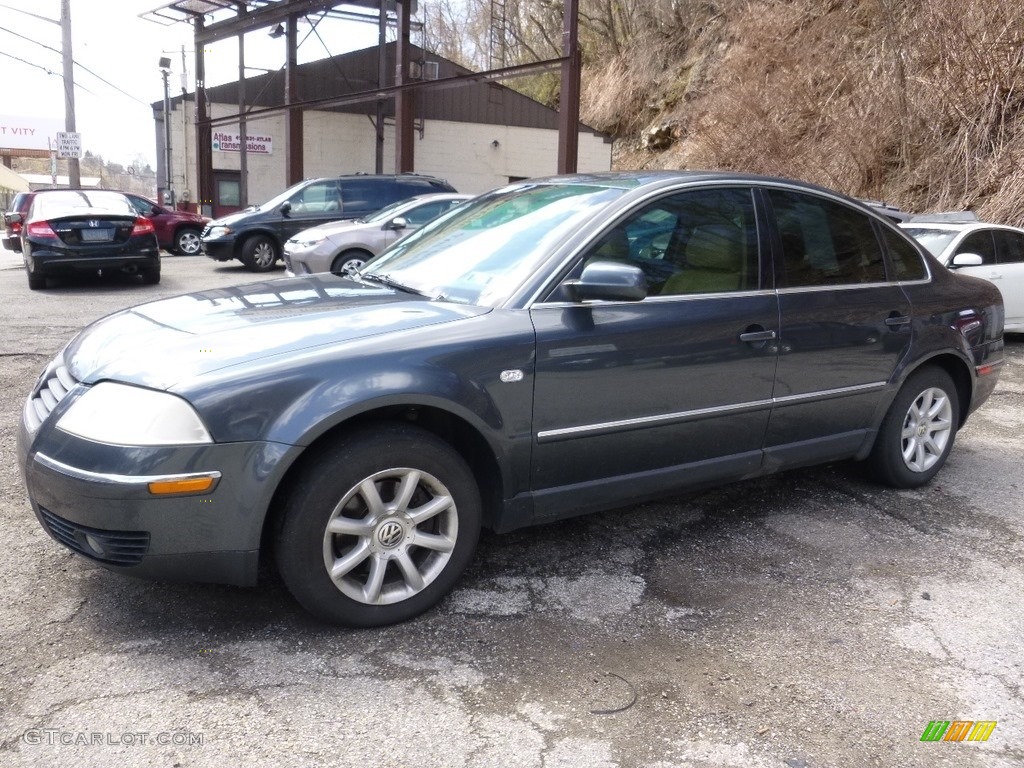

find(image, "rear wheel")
[275,424,481,627]
[174,228,202,256]
[868,367,959,488]
[240,235,278,272]
[26,270,45,290]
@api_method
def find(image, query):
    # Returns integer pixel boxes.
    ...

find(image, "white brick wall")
[167,102,613,206]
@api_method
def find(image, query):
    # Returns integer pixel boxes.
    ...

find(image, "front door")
[529,187,780,521]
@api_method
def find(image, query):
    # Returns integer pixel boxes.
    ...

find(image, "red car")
[4,191,209,256]
[124,193,210,255]
[2,192,33,252]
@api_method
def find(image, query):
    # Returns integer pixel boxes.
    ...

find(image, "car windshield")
[902,227,958,257]
[362,183,626,306]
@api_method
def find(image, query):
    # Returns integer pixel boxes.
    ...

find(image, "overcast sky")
[0,0,382,167]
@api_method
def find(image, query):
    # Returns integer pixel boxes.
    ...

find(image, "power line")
[0,25,150,106]
[0,49,98,97]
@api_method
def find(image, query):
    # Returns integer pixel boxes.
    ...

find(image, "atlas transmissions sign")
[212,131,273,154]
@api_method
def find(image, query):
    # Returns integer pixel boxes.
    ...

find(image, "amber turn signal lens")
[148,476,217,495]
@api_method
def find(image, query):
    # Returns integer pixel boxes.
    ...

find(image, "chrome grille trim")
[26,361,80,432]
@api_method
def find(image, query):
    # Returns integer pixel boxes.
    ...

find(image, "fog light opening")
[82,533,107,557]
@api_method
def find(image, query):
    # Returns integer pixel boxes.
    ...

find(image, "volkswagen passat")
[17,172,1004,627]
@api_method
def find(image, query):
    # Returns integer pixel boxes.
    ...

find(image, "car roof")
[899,221,1024,234]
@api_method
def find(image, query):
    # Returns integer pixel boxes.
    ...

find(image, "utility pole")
[60,0,80,187]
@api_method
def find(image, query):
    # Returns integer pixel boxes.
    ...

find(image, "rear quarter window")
[881,227,928,281]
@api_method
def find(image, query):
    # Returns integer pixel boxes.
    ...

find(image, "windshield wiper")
[359,273,434,299]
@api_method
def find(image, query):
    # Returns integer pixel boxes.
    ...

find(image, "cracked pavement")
[0,251,1021,767]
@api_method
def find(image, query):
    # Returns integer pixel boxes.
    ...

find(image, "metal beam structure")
[142,0,583,210]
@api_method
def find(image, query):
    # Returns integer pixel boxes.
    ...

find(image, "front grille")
[25,361,79,432]
[39,507,150,566]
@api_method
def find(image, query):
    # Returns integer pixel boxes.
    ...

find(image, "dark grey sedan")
[17,172,1005,627]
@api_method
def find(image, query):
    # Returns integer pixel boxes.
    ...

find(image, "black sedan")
[13,189,161,290]
[16,171,1004,627]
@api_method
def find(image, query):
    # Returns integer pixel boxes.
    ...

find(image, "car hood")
[208,208,264,227]
[63,275,490,390]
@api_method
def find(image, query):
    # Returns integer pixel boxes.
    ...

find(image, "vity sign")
[0,115,65,152]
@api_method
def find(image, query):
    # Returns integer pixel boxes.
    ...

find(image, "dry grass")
[598,0,1024,225]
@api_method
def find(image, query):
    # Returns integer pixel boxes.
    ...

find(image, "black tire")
[275,423,481,627]
[868,367,960,488]
[141,268,161,285]
[27,270,45,290]
[331,249,371,276]
[240,235,278,272]
[174,228,202,256]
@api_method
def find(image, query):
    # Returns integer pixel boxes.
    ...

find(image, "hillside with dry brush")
[572,0,1024,224]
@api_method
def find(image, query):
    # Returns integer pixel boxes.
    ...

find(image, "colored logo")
[920,721,996,742]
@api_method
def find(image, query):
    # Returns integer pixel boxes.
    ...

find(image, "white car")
[900,217,1024,332]
[283,193,471,276]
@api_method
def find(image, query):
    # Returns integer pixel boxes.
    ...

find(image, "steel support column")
[285,13,303,185]
[557,0,580,174]
[395,0,414,173]
[195,17,213,217]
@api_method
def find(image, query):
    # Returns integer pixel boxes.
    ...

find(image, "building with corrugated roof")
[153,43,612,217]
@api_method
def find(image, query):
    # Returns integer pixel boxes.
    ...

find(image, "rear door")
[763,188,913,465]
[991,229,1024,329]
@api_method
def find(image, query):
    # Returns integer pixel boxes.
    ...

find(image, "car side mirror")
[562,260,647,302]
[280,201,292,217]
[385,216,408,231]
[950,253,983,267]
[5,212,23,226]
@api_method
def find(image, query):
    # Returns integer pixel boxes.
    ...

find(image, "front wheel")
[174,228,202,256]
[868,367,960,488]
[240,235,278,272]
[275,424,481,627]
[331,250,370,276]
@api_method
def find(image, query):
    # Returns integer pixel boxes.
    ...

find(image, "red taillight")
[131,217,155,236]
[26,221,57,239]
[11,222,21,234]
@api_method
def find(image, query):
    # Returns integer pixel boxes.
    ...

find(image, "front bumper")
[201,238,236,262]
[17,383,302,587]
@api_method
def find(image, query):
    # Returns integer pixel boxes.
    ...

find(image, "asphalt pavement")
[0,249,1021,767]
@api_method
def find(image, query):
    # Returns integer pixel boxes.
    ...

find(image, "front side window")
[574,187,760,296]
[955,231,996,264]
[769,190,886,286]
[292,182,341,213]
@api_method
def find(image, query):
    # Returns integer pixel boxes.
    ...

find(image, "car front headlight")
[205,225,233,240]
[289,234,326,249]
[56,382,213,446]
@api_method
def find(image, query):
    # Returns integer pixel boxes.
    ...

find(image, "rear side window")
[881,227,928,281]
[769,190,887,286]
[994,229,1024,264]
[340,180,389,213]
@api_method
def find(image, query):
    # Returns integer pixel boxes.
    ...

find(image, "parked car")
[900,215,1024,332]
[284,193,472,276]
[202,173,458,272]
[2,191,34,251]
[123,193,210,256]
[17,171,1004,627]
[13,189,160,290]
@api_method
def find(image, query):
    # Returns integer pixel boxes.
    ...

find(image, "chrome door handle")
[739,330,777,342]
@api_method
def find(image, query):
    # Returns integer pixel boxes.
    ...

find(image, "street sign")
[55,131,82,159]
